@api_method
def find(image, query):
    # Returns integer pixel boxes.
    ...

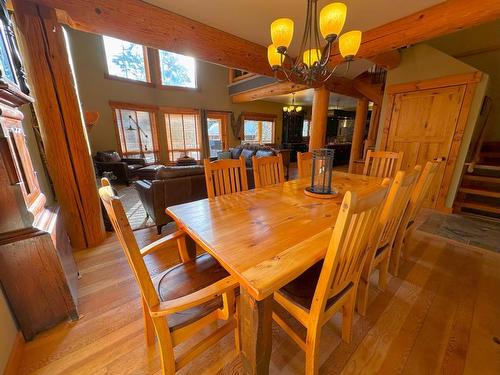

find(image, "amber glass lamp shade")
[319,2,347,42]
[267,44,282,68]
[339,30,362,60]
[271,18,294,51]
[296,106,302,112]
[303,49,322,67]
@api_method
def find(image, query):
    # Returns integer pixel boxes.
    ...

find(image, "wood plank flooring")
[16,215,500,374]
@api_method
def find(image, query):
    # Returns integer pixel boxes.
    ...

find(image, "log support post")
[348,98,369,173]
[13,0,105,248]
[308,86,330,151]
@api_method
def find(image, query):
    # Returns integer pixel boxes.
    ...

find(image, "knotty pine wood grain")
[14,214,500,374]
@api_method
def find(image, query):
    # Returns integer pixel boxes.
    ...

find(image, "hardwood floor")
[16,214,500,375]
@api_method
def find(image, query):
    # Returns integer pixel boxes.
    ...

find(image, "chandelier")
[267,1,362,85]
[283,93,303,114]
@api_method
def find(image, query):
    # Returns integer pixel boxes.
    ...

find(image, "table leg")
[240,287,273,375]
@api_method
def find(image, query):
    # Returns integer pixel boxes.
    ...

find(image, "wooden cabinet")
[0,3,78,340]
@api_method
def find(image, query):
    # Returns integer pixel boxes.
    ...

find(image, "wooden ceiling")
[24,0,500,101]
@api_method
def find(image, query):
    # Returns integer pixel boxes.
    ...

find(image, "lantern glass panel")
[309,149,335,194]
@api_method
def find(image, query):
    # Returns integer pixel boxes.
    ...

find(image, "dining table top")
[166,171,383,301]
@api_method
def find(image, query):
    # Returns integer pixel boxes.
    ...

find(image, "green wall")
[66,29,285,162]
[376,44,489,208]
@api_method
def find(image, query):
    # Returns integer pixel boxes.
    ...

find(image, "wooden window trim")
[242,112,277,144]
[162,107,202,163]
[228,69,256,84]
[151,48,198,90]
[102,36,152,84]
[207,111,230,152]
[110,102,160,161]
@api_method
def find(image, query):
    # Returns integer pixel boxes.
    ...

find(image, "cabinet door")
[385,85,466,207]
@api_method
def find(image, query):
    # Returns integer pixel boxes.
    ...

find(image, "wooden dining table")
[166,171,383,374]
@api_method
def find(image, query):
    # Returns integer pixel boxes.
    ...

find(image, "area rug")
[417,212,500,253]
[114,184,155,231]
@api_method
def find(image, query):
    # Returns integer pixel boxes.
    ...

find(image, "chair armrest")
[150,275,239,316]
[140,230,185,256]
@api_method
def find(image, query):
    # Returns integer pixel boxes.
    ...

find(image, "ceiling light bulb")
[296,106,302,112]
[320,3,347,42]
[303,49,322,67]
[271,18,294,52]
[283,106,289,112]
[267,44,282,68]
[339,30,362,60]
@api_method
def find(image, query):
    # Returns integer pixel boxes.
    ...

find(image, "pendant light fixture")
[283,92,303,114]
[268,1,362,85]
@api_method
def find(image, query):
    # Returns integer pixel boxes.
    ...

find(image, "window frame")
[206,111,230,157]
[110,101,160,162]
[241,112,277,145]
[102,36,152,85]
[156,49,198,89]
[162,106,203,163]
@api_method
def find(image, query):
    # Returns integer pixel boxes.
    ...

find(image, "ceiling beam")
[369,50,401,70]
[29,0,274,76]
[231,81,309,104]
[352,72,384,104]
[327,0,500,68]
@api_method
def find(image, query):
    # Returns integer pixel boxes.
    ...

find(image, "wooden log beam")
[349,98,369,173]
[309,86,330,150]
[369,50,401,70]
[352,72,384,105]
[13,0,106,248]
[231,81,309,104]
[29,0,274,76]
[327,0,500,69]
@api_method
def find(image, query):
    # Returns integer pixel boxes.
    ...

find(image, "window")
[112,104,158,163]
[302,119,310,138]
[103,36,149,82]
[242,113,276,144]
[159,50,196,88]
[164,109,202,162]
[207,113,229,158]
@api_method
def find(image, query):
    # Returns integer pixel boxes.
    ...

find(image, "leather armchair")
[93,151,146,185]
[135,165,207,234]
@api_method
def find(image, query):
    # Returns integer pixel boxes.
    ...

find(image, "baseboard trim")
[4,332,24,375]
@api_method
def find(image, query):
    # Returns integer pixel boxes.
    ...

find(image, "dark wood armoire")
[0,0,78,340]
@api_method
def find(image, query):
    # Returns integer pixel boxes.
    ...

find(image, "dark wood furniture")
[0,4,78,340]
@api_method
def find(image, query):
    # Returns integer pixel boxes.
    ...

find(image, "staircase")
[455,141,500,220]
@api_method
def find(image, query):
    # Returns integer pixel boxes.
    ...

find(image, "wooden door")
[384,85,466,207]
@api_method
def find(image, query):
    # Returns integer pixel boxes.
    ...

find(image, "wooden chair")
[297,151,313,179]
[203,156,248,198]
[362,150,404,178]
[357,166,421,316]
[98,178,239,375]
[252,153,285,188]
[272,185,388,374]
[390,160,441,276]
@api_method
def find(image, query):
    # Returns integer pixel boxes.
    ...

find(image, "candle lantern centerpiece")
[304,149,338,199]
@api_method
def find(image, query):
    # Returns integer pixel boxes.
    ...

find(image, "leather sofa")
[228,143,290,187]
[93,151,146,185]
[135,165,207,234]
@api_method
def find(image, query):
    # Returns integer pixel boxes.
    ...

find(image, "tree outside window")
[159,50,196,88]
[103,36,148,82]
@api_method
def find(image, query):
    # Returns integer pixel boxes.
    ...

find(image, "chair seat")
[154,253,230,331]
[279,260,352,310]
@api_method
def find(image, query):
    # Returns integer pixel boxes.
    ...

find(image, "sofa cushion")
[230,147,243,159]
[255,149,275,158]
[241,148,257,167]
[217,151,232,160]
[155,165,205,180]
[127,164,144,171]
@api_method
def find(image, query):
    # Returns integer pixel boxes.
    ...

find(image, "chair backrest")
[311,185,388,313]
[297,151,313,179]
[98,178,160,310]
[252,153,285,188]
[363,150,404,178]
[203,156,249,198]
[406,160,441,225]
[374,166,421,250]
